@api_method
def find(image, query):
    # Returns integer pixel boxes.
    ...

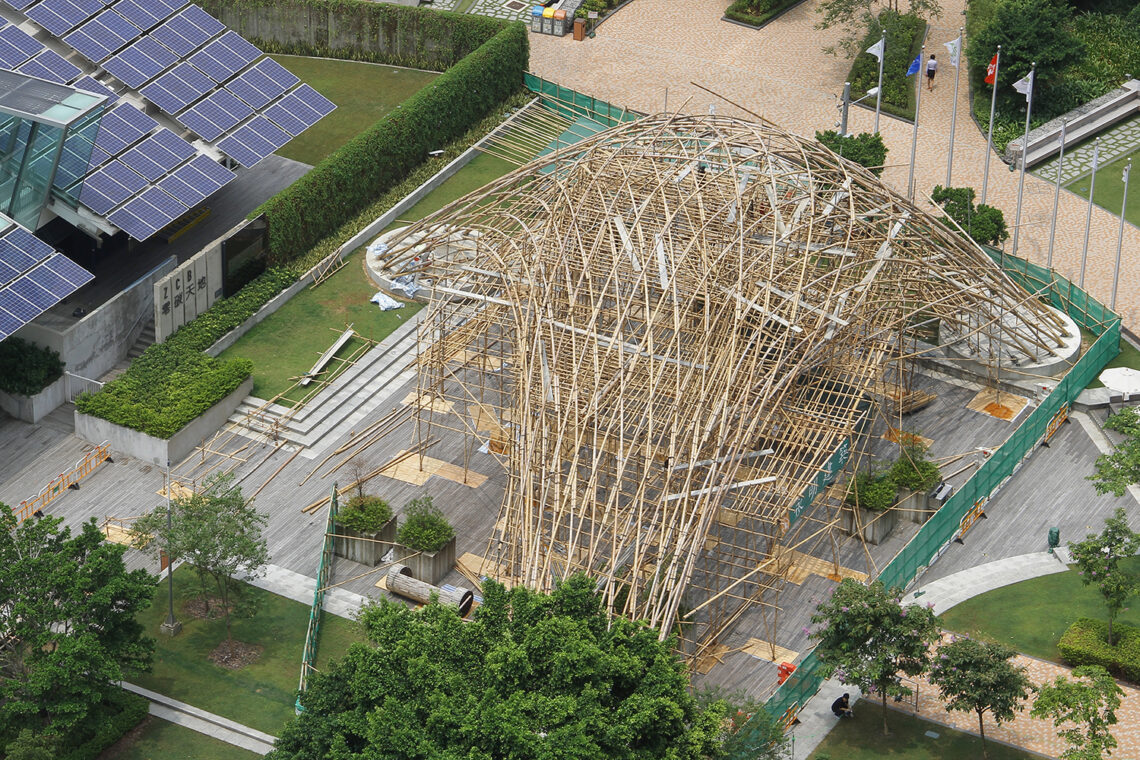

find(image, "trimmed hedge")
[845,11,926,121]
[75,268,295,438]
[200,0,507,71]
[256,21,528,264]
[815,130,888,175]
[58,688,149,760]
[0,336,64,396]
[724,0,804,27]
[1058,617,1140,683]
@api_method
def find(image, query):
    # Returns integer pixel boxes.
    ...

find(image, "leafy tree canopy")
[1088,406,1140,498]
[0,512,154,736]
[929,638,1030,759]
[1031,665,1123,760]
[931,185,1009,247]
[1068,507,1140,645]
[816,131,888,175]
[271,574,730,760]
[815,0,942,57]
[810,578,941,735]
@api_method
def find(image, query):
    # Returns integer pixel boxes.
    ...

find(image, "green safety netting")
[524,73,642,128]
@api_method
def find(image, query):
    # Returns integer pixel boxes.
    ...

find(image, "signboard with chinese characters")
[154,244,223,342]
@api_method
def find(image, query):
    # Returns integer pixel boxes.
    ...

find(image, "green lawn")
[270,55,437,166]
[1085,336,1140,389]
[217,254,422,404]
[384,151,518,232]
[808,707,1041,760]
[1066,148,1140,229]
[104,717,260,760]
[940,558,1140,662]
[132,567,364,736]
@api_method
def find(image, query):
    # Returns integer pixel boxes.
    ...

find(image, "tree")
[928,638,1030,759]
[0,511,154,736]
[1088,406,1140,497]
[695,686,789,760]
[815,131,888,175]
[132,473,269,644]
[1067,507,1140,645]
[815,0,941,58]
[810,578,941,735]
[931,185,1009,247]
[1031,665,1123,760]
[969,0,1084,116]
[271,574,729,760]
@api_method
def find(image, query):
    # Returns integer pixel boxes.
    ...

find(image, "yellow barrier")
[13,441,111,523]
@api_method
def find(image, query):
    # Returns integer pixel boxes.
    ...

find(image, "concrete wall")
[74,376,252,466]
[0,375,66,424]
[17,257,177,380]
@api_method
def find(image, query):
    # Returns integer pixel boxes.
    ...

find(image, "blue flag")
[906,54,921,76]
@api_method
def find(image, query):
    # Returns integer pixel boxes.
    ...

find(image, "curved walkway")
[529,0,1140,328]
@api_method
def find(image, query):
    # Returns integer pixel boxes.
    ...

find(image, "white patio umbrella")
[1098,367,1140,397]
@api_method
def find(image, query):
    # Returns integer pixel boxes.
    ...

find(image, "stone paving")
[469,0,531,21]
[1034,114,1140,186]
[527,0,1140,328]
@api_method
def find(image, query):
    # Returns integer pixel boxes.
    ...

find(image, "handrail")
[12,441,111,523]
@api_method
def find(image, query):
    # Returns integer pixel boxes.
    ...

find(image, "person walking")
[926,54,938,91]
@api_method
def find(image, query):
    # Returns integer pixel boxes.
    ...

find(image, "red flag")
[985,53,998,84]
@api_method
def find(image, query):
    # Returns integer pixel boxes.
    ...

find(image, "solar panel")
[80,158,147,212]
[5,227,54,262]
[140,61,213,114]
[150,4,223,58]
[64,8,139,61]
[109,186,187,239]
[0,288,39,325]
[43,250,93,287]
[0,237,39,273]
[113,0,185,30]
[0,247,94,341]
[94,103,157,155]
[265,84,335,136]
[71,74,118,101]
[9,273,57,309]
[24,259,76,299]
[217,114,288,167]
[187,30,258,83]
[0,24,47,68]
[225,58,297,110]
[119,128,194,180]
[26,0,104,36]
[103,35,178,88]
[5,0,39,11]
[17,49,82,84]
[177,87,251,140]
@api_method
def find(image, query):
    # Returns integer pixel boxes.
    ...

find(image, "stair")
[99,318,156,383]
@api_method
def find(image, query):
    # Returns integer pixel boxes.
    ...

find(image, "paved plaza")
[527,0,1140,328]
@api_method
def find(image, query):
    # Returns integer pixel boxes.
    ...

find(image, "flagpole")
[1047,120,1067,269]
[946,28,963,186]
[1111,159,1131,310]
[1011,62,1035,258]
[981,45,1000,205]
[908,45,925,201]
[1080,138,1100,288]
[874,29,885,134]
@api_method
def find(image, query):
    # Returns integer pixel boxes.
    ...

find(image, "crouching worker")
[831,692,853,718]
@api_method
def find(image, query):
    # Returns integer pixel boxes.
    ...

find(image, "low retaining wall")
[74,376,252,465]
[0,375,66,424]
[1007,79,1140,168]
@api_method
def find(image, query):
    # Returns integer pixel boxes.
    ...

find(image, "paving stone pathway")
[1034,114,1140,186]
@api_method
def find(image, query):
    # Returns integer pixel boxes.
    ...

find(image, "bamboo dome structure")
[377,113,1072,657]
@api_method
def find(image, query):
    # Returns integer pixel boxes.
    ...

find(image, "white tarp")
[370,291,403,311]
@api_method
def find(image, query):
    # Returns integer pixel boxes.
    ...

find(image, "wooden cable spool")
[385,563,473,616]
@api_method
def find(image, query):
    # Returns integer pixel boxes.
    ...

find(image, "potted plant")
[889,442,942,524]
[334,493,395,566]
[841,469,898,544]
[396,495,456,584]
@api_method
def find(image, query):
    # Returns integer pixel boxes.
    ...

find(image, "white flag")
[943,37,961,68]
[1013,70,1034,101]
[866,38,884,61]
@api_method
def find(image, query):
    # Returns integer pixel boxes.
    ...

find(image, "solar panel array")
[0,0,336,239]
[0,222,93,341]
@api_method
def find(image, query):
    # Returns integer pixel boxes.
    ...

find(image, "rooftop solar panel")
[26,0,104,36]
[71,74,118,101]
[120,128,194,180]
[82,158,146,211]
[108,185,188,239]
[0,248,94,340]
[0,258,18,283]
[265,84,334,136]
[155,153,234,206]
[0,288,39,326]
[5,0,38,11]
[140,60,213,114]
[217,114,288,168]
[0,24,46,68]
[17,49,82,84]
[0,238,39,273]
[5,227,54,262]
[9,273,56,309]
[112,0,185,30]
[25,260,76,299]
[177,87,251,140]
[93,103,156,154]
[150,4,223,58]
[225,58,296,110]
[43,250,93,287]
[188,30,258,83]
[65,8,139,61]
[103,35,178,88]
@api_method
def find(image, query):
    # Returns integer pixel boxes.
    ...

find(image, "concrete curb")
[121,681,277,754]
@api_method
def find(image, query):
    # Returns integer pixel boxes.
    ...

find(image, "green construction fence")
[296,486,341,712]
[524,73,643,128]
[735,251,1121,750]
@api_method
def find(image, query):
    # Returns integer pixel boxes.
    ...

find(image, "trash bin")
[531,5,544,32]
[1048,526,1060,553]
[541,6,555,34]
[552,9,566,36]
[573,17,585,40]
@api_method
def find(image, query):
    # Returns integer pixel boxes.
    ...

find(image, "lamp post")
[160,462,182,637]
[1111,160,1131,311]
[839,83,880,137]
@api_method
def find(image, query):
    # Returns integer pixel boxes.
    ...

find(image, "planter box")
[899,490,932,524]
[840,504,898,545]
[334,518,397,566]
[397,536,456,585]
[74,376,252,466]
[0,374,66,424]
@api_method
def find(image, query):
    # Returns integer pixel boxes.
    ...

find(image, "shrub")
[257,22,529,264]
[845,11,926,120]
[75,268,296,438]
[846,470,896,512]
[724,0,802,26]
[1059,617,1140,683]
[889,443,941,492]
[339,495,393,533]
[57,688,148,760]
[931,185,1008,246]
[397,496,454,553]
[0,337,64,396]
[815,130,888,175]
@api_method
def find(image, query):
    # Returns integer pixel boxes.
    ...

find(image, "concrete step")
[126,318,156,359]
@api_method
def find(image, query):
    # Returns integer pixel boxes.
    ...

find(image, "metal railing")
[13,441,111,523]
[65,372,103,403]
